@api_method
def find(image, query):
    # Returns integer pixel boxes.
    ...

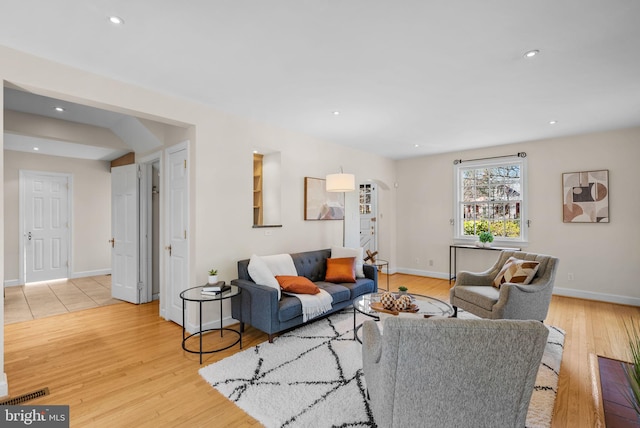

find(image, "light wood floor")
[4,274,639,427]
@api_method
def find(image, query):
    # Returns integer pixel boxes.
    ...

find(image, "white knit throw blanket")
[284,289,334,322]
[260,254,334,322]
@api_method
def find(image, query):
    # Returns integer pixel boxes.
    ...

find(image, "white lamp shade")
[326,173,355,192]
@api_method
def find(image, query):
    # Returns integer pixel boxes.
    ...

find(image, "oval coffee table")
[352,292,454,342]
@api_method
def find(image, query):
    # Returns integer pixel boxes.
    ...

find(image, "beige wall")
[0,45,396,299]
[3,150,111,282]
[0,45,397,394]
[396,127,640,305]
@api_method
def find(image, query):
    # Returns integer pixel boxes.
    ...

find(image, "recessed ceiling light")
[332,111,340,116]
[549,120,558,125]
[54,106,65,112]
[33,147,39,151]
[524,49,540,58]
[414,144,420,148]
[109,16,124,25]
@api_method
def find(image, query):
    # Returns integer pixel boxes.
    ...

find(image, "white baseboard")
[553,287,640,307]
[395,267,449,280]
[70,269,111,279]
[3,279,21,287]
[185,315,239,335]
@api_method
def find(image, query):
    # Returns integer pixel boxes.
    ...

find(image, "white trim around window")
[452,156,528,245]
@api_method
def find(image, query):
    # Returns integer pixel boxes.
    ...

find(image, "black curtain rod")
[453,152,526,165]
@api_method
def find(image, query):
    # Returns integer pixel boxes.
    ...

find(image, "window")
[453,157,527,243]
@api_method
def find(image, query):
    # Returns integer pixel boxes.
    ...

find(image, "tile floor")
[4,275,122,324]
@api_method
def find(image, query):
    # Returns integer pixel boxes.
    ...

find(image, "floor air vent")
[0,387,50,405]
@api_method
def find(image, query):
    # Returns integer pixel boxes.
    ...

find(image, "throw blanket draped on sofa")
[284,289,333,322]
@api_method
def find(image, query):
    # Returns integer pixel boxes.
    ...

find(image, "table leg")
[182,299,186,342]
[353,307,357,341]
[199,301,203,365]
[449,246,455,284]
[219,298,223,337]
[385,263,389,291]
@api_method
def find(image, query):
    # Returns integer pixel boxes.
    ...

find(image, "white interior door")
[22,171,71,283]
[166,145,189,325]
[111,164,140,304]
[359,183,377,254]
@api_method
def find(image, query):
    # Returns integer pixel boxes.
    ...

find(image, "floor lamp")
[326,168,355,246]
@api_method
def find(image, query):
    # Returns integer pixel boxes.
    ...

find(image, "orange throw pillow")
[275,276,320,294]
[325,257,356,283]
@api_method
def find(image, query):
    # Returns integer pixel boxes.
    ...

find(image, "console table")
[449,244,521,284]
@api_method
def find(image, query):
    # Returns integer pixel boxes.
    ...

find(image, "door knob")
[108,238,115,248]
[165,245,172,256]
[28,232,32,241]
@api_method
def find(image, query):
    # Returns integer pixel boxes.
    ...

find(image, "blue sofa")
[231,249,378,343]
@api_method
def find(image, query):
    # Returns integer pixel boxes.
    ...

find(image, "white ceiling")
[1,0,639,159]
[3,87,163,160]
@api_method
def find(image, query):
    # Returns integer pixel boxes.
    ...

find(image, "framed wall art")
[562,170,609,223]
[304,177,344,220]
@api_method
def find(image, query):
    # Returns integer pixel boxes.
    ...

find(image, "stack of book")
[202,281,230,295]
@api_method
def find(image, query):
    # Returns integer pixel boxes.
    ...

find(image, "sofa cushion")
[276,276,320,295]
[331,246,365,278]
[342,278,377,299]
[454,285,499,311]
[493,257,540,288]
[316,282,351,305]
[248,255,281,299]
[325,257,356,283]
[278,295,304,322]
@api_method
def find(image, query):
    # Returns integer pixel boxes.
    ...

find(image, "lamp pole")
[326,168,356,246]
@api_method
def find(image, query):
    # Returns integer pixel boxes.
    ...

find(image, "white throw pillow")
[248,254,282,299]
[331,246,364,278]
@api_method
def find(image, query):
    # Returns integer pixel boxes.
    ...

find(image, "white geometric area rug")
[199,310,565,428]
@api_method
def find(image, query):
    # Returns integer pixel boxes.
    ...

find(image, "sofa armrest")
[495,281,554,320]
[231,278,280,331]
[505,281,553,294]
[362,320,383,365]
[454,270,495,286]
[363,264,379,291]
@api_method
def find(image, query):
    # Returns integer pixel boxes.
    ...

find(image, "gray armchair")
[450,251,558,321]
[362,317,549,428]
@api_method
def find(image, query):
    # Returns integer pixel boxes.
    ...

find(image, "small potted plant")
[479,231,494,247]
[208,269,219,284]
[398,286,408,295]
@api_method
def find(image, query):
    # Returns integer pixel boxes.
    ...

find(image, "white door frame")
[19,170,73,285]
[163,141,190,324]
[359,182,378,254]
[138,152,163,305]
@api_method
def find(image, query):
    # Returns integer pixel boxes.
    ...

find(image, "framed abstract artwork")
[562,170,609,223]
[304,177,344,220]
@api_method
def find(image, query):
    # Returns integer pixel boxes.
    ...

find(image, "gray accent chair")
[362,317,549,428]
[450,251,558,321]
